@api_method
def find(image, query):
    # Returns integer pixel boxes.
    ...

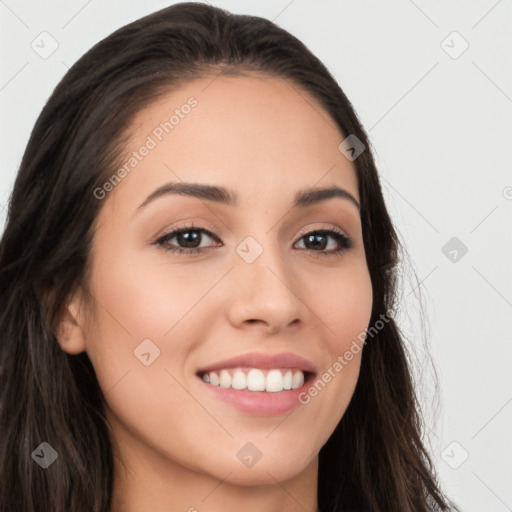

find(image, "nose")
[226,242,306,334]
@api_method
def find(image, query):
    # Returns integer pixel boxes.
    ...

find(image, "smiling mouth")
[197,367,314,393]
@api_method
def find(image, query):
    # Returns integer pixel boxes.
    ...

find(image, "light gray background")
[1,1,511,510]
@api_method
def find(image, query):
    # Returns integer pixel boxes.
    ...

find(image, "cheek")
[86,243,225,343]
[296,261,372,432]
[313,260,373,354]
[82,242,232,418]
[81,252,224,472]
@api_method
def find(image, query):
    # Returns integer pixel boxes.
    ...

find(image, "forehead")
[103,73,359,215]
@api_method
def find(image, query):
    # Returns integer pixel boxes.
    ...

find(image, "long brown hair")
[0,3,458,511]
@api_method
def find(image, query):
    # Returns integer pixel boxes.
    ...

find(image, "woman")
[0,3,459,511]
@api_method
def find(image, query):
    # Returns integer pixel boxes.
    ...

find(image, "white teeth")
[283,370,292,390]
[247,369,266,391]
[291,371,304,389]
[219,369,231,388]
[265,369,283,392]
[231,369,247,390]
[209,371,220,386]
[201,368,306,392]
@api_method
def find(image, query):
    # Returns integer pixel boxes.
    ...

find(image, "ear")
[52,287,88,355]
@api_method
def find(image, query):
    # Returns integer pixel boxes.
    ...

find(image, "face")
[60,74,373,489]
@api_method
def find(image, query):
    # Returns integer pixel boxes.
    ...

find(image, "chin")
[210,446,317,486]
[225,462,311,487]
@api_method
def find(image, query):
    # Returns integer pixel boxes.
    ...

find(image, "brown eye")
[155,226,221,254]
[295,229,353,256]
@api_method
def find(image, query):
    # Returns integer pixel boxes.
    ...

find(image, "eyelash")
[153,223,353,257]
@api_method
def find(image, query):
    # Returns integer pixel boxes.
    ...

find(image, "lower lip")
[198,376,312,416]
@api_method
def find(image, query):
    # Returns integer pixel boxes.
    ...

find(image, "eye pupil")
[305,233,327,250]
[177,230,201,248]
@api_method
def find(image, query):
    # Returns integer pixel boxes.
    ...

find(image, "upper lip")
[196,352,317,375]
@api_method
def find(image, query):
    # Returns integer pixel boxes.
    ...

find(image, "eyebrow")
[137,182,360,212]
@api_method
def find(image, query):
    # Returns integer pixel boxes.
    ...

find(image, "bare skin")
[55,73,373,512]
